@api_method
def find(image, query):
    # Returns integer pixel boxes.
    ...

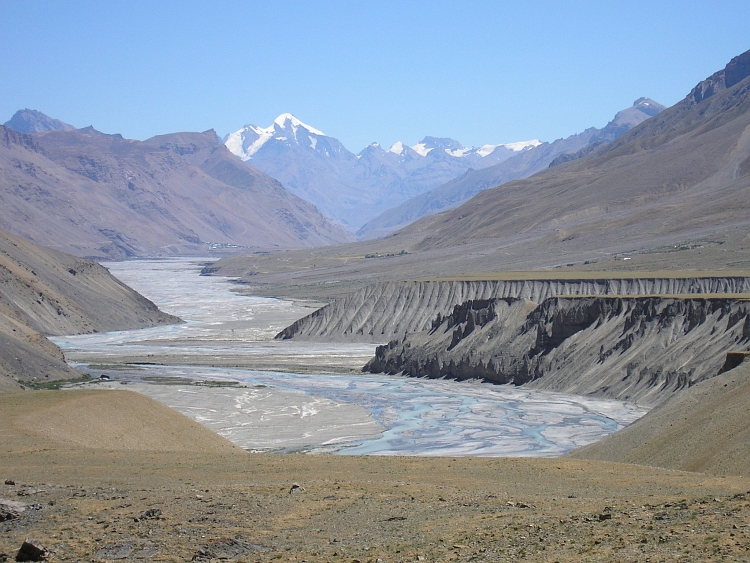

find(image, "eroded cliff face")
[364,297,750,406]
[276,278,750,343]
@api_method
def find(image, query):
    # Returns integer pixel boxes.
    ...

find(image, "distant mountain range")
[224,114,541,230]
[356,97,665,239]
[0,122,350,259]
[207,48,750,287]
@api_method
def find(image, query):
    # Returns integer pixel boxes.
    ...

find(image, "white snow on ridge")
[502,139,542,152]
[411,143,434,156]
[445,147,472,158]
[274,113,326,136]
[476,144,500,158]
[225,125,275,161]
[388,141,405,155]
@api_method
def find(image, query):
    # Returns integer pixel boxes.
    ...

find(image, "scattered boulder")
[139,508,162,520]
[0,500,26,521]
[289,483,305,494]
[4,480,15,486]
[131,545,159,559]
[15,540,47,562]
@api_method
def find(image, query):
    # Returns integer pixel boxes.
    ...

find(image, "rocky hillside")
[364,296,750,406]
[0,123,349,260]
[571,357,750,476]
[0,228,179,389]
[276,277,750,343]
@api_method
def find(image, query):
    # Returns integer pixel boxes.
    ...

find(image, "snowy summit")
[224,113,327,160]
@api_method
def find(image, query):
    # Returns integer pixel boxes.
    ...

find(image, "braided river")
[51,259,647,456]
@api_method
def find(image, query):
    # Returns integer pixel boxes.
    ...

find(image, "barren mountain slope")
[571,359,750,476]
[205,52,750,294]
[403,51,750,254]
[0,125,349,260]
[0,227,179,387]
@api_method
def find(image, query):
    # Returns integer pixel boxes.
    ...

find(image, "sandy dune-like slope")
[0,389,240,454]
[571,359,750,476]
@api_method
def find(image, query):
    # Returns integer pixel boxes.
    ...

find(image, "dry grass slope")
[1,389,242,454]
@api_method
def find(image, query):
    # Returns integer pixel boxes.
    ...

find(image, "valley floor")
[2,390,750,563]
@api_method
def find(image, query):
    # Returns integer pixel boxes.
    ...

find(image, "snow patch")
[445,147,472,158]
[476,144,500,157]
[388,141,405,155]
[411,143,433,157]
[501,139,542,152]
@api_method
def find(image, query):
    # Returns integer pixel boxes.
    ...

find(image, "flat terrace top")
[429,269,750,282]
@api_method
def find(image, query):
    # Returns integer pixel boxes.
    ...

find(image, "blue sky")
[1,1,748,151]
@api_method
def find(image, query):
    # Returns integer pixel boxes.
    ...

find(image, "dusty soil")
[572,360,750,477]
[2,389,750,562]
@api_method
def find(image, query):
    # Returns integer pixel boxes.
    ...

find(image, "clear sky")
[1,1,748,152]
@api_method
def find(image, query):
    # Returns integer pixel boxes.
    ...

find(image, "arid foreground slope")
[571,357,750,476]
[0,227,179,389]
[1,388,750,563]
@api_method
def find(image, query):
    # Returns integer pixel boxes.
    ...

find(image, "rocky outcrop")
[276,277,750,343]
[364,296,750,406]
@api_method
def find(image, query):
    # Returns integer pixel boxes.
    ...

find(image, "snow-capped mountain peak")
[225,113,328,161]
[273,113,326,137]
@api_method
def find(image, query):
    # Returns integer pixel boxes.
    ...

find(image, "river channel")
[51,258,647,456]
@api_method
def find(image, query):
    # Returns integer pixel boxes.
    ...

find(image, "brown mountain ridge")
[0,125,349,260]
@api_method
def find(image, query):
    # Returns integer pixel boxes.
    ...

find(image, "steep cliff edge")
[364,296,750,406]
[276,277,750,343]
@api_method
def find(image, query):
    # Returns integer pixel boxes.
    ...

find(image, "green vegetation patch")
[28,374,92,390]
